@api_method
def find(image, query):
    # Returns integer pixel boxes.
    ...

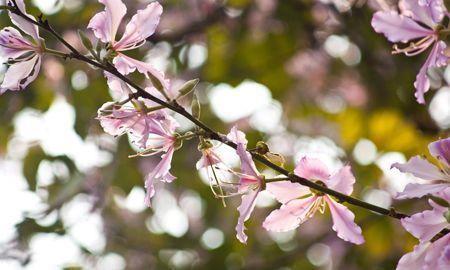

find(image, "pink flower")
[0,0,43,94]
[97,100,180,206]
[397,192,450,270]
[402,200,449,243]
[97,101,174,149]
[88,0,167,88]
[144,144,176,207]
[227,126,264,244]
[136,110,179,207]
[392,137,450,199]
[371,0,449,104]
[263,157,364,245]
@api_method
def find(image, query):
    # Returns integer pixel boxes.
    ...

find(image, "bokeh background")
[0,0,449,269]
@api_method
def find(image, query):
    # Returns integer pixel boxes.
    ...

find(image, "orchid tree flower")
[263,157,364,245]
[141,114,180,207]
[392,137,450,199]
[227,126,264,244]
[88,0,168,88]
[371,0,449,104]
[397,191,450,270]
[97,101,175,149]
[99,99,180,207]
[0,0,43,94]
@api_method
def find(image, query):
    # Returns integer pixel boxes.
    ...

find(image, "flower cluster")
[2,0,450,268]
[393,137,450,269]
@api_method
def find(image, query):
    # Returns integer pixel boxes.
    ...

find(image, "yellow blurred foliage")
[337,109,431,155]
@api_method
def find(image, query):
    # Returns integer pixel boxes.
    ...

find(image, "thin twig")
[6,0,408,219]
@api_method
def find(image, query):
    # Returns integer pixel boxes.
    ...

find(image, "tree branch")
[9,1,450,240]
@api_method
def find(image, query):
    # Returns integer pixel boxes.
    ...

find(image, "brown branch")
[7,0,450,241]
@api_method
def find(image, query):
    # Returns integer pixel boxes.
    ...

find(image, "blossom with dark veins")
[371,0,449,104]
[392,137,450,199]
[0,0,43,94]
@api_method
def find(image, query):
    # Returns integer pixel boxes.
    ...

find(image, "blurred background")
[0,0,449,269]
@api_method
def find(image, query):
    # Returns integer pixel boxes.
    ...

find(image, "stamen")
[208,161,227,207]
[392,36,435,56]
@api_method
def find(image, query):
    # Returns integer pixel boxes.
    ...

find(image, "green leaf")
[23,146,46,191]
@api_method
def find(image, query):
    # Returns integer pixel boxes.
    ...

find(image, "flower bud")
[78,30,94,52]
[177,78,199,98]
[256,141,269,155]
[148,72,168,99]
[191,94,201,120]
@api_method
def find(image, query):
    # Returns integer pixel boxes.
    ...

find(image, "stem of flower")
[44,48,69,58]
[265,177,291,183]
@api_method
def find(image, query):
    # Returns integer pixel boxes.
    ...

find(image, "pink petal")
[396,243,430,270]
[113,54,169,89]
[424,233,450,269]
[437,244,450,269]
[401,199,448,242]
[400,0,444,27]
[236,188,260,243]
[144,173,156,207]
[265,181,310,204]
[396,183,450,199]
[429,137,450,168]
[392,156,445,181]
[104,72,130,100]
[326,165,355,196]
[87,12,109,43]
[97,105,139,136]
[236,143,259,179]
[88,0,126,42]
[114,2,162,51]
[262,196,317,232]
[414,41,447,104]
[0,27,36,59]
[156,147,176,183]
[226,126,248,146]
[325,196,364,245]
[144,147,176,207]
[196,150,222,170]
[8,0,40,42]
[0,54,40,93]
[226,126,260,178]
[417,0,448,23]
[371,11,433,43]
[97,104,174,149]
[294,156,330,182]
